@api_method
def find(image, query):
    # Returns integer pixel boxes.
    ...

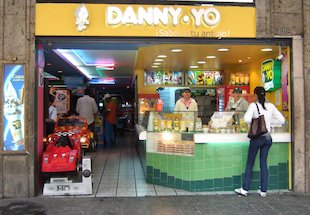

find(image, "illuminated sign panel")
[3,64,25,151]
[36,4,256,38]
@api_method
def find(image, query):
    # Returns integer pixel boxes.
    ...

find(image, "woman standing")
[234,87,285,197]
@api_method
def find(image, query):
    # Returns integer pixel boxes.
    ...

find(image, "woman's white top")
[174,98,198,112]
[244,102,285,133]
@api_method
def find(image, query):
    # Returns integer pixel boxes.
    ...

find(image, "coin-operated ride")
[42,116,96,174]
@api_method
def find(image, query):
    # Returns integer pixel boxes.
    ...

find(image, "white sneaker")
[234,188,248,196]
[258,189,267,197]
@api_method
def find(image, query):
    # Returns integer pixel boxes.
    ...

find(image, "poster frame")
[2,64,26,152]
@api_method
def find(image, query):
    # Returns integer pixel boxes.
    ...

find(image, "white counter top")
[135,124,147,140]
[194,132,291,143]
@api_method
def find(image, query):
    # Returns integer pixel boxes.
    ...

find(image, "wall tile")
[272,0,302,13]
[272,13,303,35]
[3,15,26,61]
[4,0,26,16]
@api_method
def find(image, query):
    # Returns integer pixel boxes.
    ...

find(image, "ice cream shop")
[0,0,306,197]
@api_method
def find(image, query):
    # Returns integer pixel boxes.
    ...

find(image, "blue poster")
[3,65,25,151]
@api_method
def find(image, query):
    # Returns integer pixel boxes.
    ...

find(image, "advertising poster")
[187,71,223,86]
[144,70,183,85]
[55,90,68,114]
[3,64,25,151]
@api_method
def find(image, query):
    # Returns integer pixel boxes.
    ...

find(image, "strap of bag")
[254,102,261,115]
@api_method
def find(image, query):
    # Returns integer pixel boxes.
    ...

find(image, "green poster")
[261,59,281,92]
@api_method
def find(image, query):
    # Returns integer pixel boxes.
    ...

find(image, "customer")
[174,88,198,112]
[76,88,98,132]
[234,86,285,197]
[103,93,117,147]
[226,87,249,111]
[46,94,57,135]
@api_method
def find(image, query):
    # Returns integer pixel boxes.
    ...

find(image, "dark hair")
[49,94,55,104]
[233,87,242,94]
[84,88,91,96]
[254,87,266,110]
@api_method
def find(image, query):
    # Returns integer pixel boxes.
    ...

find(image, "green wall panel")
[146,141,289,192]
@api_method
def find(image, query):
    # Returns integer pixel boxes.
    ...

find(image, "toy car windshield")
[58,118,85,127]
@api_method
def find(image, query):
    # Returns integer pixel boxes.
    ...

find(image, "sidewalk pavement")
[1,192,310,215]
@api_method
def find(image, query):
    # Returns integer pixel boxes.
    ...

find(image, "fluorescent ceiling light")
[153,62,161,65]
[217,48,230,52]
[197,61,206,64]
[154,59,164,62]
[206,56,216,59]
[157,55,167,58]
[96,66,114,71]
[72,50,115,67]
[89,78,115,85]
[170,49,182,53]
[261,48,273,52]
[190,65,199,69]
[152,65,159,68]
[76,66,92,80]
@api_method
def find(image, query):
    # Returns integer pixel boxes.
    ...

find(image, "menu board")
[144,70,183,85]
[3,64,25,151]
[187,70,223,86]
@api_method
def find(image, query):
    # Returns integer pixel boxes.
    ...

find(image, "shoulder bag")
[247,103,268,139]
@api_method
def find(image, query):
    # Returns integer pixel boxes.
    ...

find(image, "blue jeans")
[104,121,115,147]
[243,134,272,192]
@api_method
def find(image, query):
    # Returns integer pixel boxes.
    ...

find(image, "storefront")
[34,2,293,193]
[1,0,307,197]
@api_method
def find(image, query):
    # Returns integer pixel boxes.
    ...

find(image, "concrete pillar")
[0,0,36,197]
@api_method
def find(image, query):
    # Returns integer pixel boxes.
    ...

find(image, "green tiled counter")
[146,133,291,192]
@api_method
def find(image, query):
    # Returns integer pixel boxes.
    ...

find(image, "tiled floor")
[88,131,197,197]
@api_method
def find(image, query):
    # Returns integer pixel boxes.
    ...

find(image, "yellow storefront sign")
[36,3,256,38]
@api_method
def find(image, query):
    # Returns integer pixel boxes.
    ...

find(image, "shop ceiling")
[40,38,282,87]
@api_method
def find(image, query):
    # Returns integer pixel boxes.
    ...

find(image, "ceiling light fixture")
[153,62,161,65]
[197,61,206,64]
[152,65,159,68]
[206,56,216,59]
[72,50,115,67]
[217,48,230,52]
[238,60,242,63]
[154,59,164,62]
[190,65,199,69]
[261,48,273,52]
[170,49,182,53]
[157,55,167,58]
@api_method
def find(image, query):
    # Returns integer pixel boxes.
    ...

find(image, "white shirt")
[244,102,285,133]
[174,98,198,112]
[49,105,57,121]
[76,95,98,125]
[174,98,198,121]
[225,97,249,112]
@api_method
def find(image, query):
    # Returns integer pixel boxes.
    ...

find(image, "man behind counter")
[225,87,249,112]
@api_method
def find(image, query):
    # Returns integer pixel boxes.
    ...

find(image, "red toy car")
[42,116,95,173]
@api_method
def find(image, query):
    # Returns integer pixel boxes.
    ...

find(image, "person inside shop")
[103,93,117,147]
[225,87,249,112]
[46,94,57,136]
[174,88,198,112]
[76,88,98,133]
[234,86,285,198]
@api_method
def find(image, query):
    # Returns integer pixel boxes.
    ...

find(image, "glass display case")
[205,111,288,134]
[146,111,200,133]
[207,111,248,133]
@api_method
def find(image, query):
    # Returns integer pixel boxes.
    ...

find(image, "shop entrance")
[36,37,292,196]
